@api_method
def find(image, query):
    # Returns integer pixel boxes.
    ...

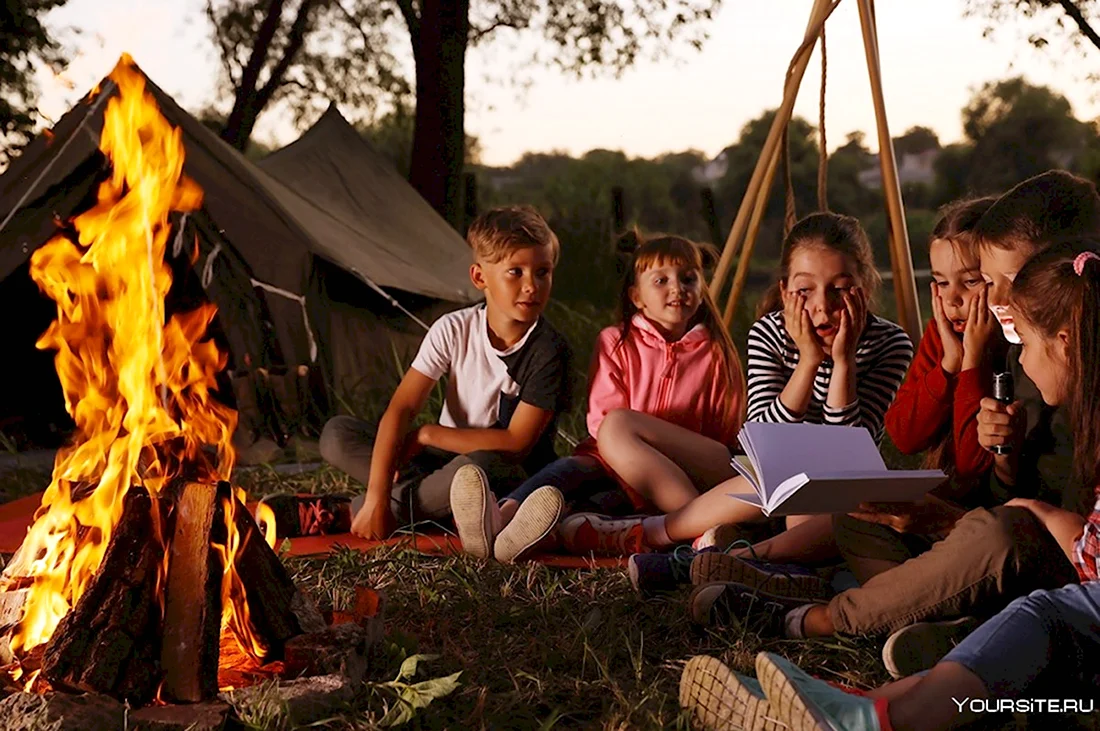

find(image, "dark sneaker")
[629,546,718,598]
[689,581,822,636]
[258,493,352,538]
[881,616,981,680]
[679,654,783,730]
[690,552,833,600]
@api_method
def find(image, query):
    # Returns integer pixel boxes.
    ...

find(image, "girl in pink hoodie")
[470,231,746,563]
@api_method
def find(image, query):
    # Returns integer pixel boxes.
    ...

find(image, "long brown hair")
[922,197,999,475]
[1010,240,1100,515]
[757,212,881,318]
[616,228,746,426]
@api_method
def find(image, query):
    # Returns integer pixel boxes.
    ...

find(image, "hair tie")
[1073,251,1100,276]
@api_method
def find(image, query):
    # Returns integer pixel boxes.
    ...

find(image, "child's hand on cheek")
[782,289,825,365]
[932,281,962,374]
[831,286,865,365]
[962,285,997,371]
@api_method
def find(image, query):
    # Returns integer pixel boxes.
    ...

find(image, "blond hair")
[467,205,561,264]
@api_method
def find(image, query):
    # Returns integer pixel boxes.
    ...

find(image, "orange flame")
[3,55,249,659]
[216,487,267,662]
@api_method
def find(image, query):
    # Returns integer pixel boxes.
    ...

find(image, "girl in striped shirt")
[746,212,913,445]
[559,213,913,564]
[678,241,1100,731]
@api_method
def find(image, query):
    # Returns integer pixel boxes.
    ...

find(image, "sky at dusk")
[32,0,1100,167]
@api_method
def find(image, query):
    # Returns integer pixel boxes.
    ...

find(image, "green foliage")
[716,111,823,260]
[358,105,482,178]
[0,0,68,167]
[204,0,410,138]
[961,78,1093,194]
[372,654,463,726]
[223,680,290,731]
[964,0,1100,54]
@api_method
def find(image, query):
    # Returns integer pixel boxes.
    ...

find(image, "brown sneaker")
[690,553,833,600]
[494,486,564,563]
[679,654,783,730]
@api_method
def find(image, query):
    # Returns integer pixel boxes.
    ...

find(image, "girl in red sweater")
[885,198,1004,494]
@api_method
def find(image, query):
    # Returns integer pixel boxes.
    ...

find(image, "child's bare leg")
[598,409,735,512]
[734,514,839,565]
[866,674,922,700]
[886,663,988,731]
[662,475,766,541]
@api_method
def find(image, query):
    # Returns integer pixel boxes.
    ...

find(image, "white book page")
[766,470,945,517]
[730,454,761,492]
[740,423,887,499]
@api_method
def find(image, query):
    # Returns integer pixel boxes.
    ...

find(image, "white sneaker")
[494,486,564,563]
[449,464,501,559]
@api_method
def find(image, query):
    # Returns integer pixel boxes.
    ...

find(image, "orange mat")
[0,491,625,568]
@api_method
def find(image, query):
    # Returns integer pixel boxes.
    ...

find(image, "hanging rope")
[818,23,829,211]
[782,125,797,238]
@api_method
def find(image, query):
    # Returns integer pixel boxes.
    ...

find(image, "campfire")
[0,56,332,707]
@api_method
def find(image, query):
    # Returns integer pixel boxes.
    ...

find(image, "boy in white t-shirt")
[317,206,573,551]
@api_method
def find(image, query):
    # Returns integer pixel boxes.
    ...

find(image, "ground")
[3,463,1097,730]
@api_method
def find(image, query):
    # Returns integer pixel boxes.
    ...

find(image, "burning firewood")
[41,486,166,704]
[160,481,229,703]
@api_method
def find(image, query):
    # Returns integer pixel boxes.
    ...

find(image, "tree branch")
[393,0,420,44]
[469,17,524,44]
[205,0,242,87]
[1053,0,1100,52]
[237,0,288,97]
[256,0,318,107]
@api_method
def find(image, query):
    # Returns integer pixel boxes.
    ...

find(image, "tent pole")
[710,0,837,304]
[856,0,922,344]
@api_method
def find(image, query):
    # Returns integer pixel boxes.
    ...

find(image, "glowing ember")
[1,55,265,666]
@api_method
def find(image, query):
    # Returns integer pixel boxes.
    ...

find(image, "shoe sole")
[881,616,981,680]
[450,465,493,559]
[756,654,834,731]
[689,583,735,627]
[691,553,832,600]
[494,486,564,563]
[679,655,784,730]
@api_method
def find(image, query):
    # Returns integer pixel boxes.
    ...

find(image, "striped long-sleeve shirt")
[746,311,914,444]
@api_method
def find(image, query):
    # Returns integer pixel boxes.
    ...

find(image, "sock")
[783,603,815,639]
[641,516,673,548]
[874,697,894,731]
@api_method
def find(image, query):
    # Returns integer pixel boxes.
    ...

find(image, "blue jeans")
[943,581,1100,697]
[504,455,608,504]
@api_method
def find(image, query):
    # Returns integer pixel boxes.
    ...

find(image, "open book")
[727,422,946,517]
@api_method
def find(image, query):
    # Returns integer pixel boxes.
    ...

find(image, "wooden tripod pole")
[856,0,922,344]
[710,0,837,301]
[724,137,782,325]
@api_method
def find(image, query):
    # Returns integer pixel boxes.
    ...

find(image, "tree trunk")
[408,0,469,229]
[220,0,316,151]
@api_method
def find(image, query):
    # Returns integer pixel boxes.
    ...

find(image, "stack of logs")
[1,481,326,705]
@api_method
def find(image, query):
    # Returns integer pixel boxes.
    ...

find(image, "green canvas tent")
[0,63,478,449]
